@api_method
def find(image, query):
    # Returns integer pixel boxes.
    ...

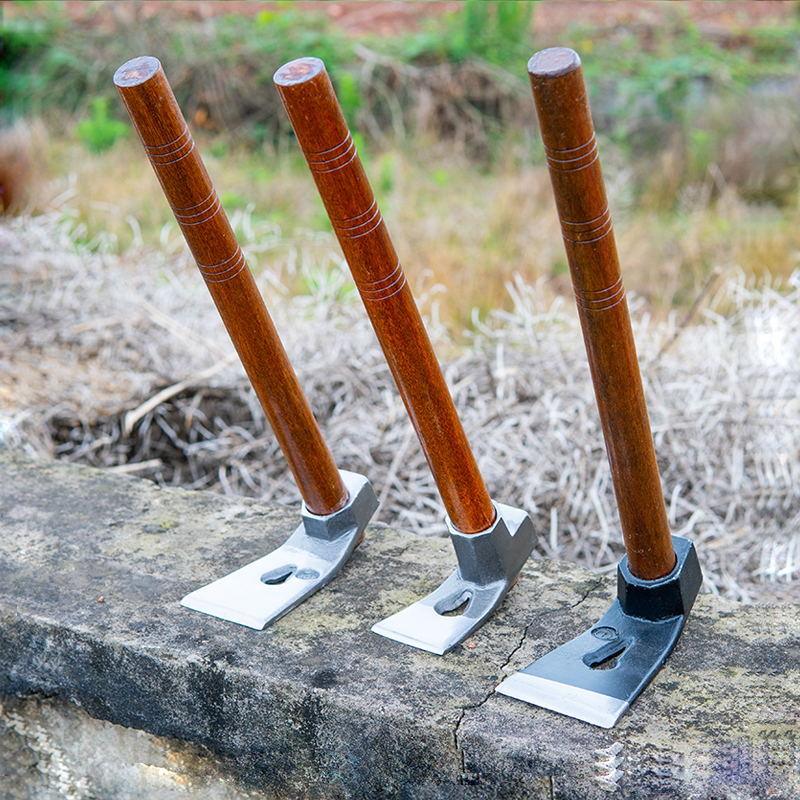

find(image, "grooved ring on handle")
[143,125,189,154]
[144,126,195,165]
[560,205,613,244]
[196,247,247,283]
[305,133,357,174]
[357,261,407,302]
[173,191,222,227]
[332,201,383,240]
[574,276,626,311]
[544,136,598,173]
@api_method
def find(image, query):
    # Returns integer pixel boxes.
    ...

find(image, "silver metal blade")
[181,470,377,629]
[371,570,510,655]
[181,535,346,629]
[494,589,690,728]
[372,502,535,655]
[495,672,629,729]
[496,539,701,728]
[371,598,481,656]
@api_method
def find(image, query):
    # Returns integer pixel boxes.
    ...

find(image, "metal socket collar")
[448,502,537,585]
[301,470,379,542]
[617,536,703,621]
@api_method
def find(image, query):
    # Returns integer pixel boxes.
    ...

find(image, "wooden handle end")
[273,57,326,88]
[273,57,347,158]
[113,56,162,89]
[527,48,592,154]
[527,47,581,79]
[114,56,186,151]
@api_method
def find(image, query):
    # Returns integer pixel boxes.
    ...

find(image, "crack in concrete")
[451,576,607,787]
[390,544,413,559]
[569,577,607,611]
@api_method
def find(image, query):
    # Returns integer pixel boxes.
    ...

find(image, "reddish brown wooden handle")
[274,57,495,534]
[114,56,347,516]
[528,48,675,580]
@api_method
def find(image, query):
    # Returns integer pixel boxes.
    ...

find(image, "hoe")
[274,57,536,655]
[496,48,702,728]
[114,56,378,630]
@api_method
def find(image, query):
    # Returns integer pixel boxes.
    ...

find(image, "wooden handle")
[274,58,495,534]
[114,56,347,516]
[528,48,675,580]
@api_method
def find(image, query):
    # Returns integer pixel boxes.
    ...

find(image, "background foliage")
[3,2,798,320]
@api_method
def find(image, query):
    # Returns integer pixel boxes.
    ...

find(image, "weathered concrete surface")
[0,452,797,800]
[0,694,270,799]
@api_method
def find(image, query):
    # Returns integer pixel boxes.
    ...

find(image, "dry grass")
[2,212,798,603]
[28,130,800,330]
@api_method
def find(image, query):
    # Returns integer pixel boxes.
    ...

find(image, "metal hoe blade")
[496,536,702,728]
[181,470,378,629]
[371,503,536,655]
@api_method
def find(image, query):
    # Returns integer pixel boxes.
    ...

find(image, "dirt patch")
[17,1,795,37]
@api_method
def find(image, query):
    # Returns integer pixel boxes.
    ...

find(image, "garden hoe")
[274,57,536,655]
[495,48,702,727]
[114,56,378,630]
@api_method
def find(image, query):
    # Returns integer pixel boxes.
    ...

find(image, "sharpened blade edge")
[369,620,449,656]
[179,594,273,630]
[495,672,629,729]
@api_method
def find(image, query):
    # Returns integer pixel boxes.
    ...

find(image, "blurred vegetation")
[4,2,799,161]
[390,0,534,64]
[1,0,799,323]
[75,96,127,152]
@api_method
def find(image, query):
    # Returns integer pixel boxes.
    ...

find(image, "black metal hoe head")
[497,537,701,727]
[496,47,703,728]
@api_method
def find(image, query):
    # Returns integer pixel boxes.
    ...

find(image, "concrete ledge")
[1,453,798,799]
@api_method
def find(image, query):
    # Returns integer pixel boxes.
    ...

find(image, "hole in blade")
[260,565,296,585]
[590,649,624,670]
[434,590,472,617]
[583,639,628,671]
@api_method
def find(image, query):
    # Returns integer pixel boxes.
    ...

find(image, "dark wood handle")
[114,56,347,516]
[528,48,675,580]
[273,57,495,534]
